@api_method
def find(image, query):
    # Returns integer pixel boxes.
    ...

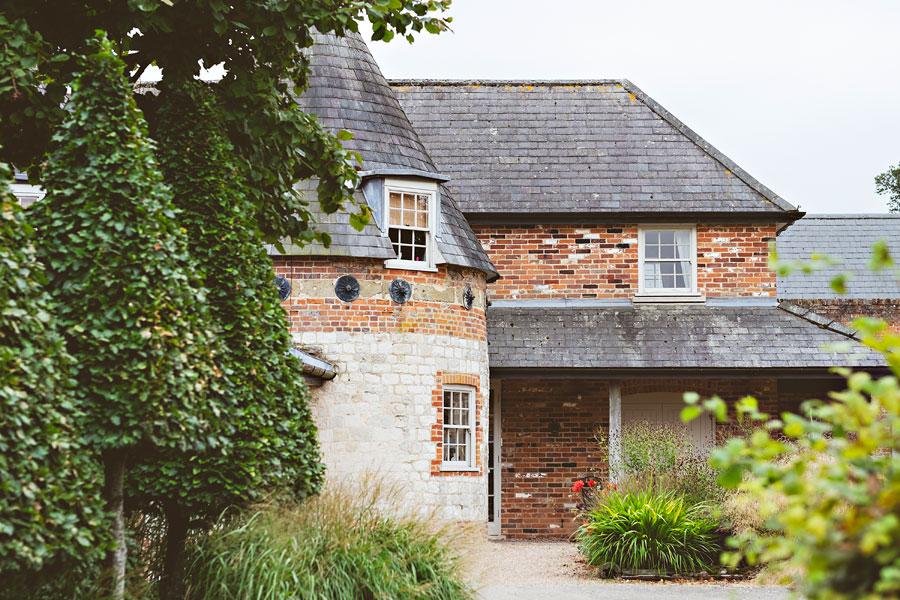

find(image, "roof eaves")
[619,79,800,216]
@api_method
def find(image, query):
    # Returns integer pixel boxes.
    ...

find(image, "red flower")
[587,479,596,488]
[607,481,617,491]
[572,479,585,493]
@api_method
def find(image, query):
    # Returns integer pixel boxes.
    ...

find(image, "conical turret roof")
[299,31,440,176]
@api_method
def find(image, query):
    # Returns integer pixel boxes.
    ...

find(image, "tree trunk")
[161,502,189,600]
[102,450,127,600]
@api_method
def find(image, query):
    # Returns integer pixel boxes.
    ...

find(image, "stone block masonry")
[274,256,491,522]
[473,223,776,300]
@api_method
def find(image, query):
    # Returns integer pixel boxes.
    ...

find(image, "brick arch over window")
[430,372,484,476]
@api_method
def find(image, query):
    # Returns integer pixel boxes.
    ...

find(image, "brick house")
[11,32,894,538]
[271,32,891,539]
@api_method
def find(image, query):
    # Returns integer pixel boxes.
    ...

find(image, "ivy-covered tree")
[128,80,325,600]
[0,163,109,597]
[875,162,900,213]
[28,35,226,598]
[1,1,451,244]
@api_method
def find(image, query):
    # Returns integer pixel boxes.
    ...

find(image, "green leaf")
[680,405,702,423]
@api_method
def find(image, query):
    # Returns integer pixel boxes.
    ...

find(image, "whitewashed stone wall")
[293,329,490,522]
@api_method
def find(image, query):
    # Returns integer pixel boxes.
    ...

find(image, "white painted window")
[383,178,438,271]
[442,385,476,470]
[637,226,698,296]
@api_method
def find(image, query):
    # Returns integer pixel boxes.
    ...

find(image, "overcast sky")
[361,0,900,214]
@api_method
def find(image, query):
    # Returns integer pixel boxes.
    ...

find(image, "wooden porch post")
[609,380,622,484]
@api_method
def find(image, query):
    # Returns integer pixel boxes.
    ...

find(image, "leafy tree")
[875,162,900,213]
[683,249,900,599]
[128,80,324,600]
[0,163,109,597]
[28,35,226,598]
[1,0,452,244]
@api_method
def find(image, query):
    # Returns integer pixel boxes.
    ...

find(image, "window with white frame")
[442,386,475,469]
[638,227,697,295]
[384,179,437,269]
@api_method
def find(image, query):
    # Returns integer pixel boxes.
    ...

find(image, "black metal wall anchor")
[389,278,412,304]
[462,284,475,310]
[274,276,292,301]
[335,275,360,302]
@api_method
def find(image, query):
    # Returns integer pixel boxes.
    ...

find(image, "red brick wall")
[272,257,487,341]
[473,223,776,300]
[791,298,900,335]
[499,378,779,538]
[500,379,610,538]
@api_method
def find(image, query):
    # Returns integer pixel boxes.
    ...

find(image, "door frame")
[487,380,502,537]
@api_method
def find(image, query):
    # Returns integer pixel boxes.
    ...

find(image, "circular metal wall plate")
[462,284,475,310]
[335,275,360,302]
[274,275,292,301]
[389,278,412,304]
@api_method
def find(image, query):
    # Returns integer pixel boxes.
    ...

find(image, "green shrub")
[574,489,722,576]
[604,422,725,509]
[184,482,474,600]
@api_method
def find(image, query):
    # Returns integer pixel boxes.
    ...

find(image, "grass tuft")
[184,477,474,600]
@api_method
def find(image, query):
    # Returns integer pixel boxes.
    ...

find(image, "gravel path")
[458,539,794,600]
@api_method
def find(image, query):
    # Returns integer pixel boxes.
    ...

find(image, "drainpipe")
[287,347,337,381]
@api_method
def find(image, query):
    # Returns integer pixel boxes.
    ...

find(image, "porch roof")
[487,302,886,370]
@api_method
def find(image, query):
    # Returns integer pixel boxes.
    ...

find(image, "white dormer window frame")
[382,178,439,272]
[636,225,701,299]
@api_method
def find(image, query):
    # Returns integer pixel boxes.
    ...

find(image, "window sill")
[632,294,706,304]
[384,259,438,273]
[439,465,479,473]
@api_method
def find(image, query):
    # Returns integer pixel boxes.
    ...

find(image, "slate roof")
[270,179,396,259]
[275,182,500,279]
[392,80,800,218]
[777,215,900,299]
[487,303,885,370]
[299,32,438,174]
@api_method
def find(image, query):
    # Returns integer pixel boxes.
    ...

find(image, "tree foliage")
[0,163,109,596]
[27,34,226,594]
[875,162,900,213]
[128,80,324,599]
[683,250,900,599]
[1,0,452,244]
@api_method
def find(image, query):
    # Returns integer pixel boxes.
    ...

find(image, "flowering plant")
[572,477,609,510]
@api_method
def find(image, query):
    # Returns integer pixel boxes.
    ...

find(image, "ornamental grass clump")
[574,489,721,576]
[184,480,474,600]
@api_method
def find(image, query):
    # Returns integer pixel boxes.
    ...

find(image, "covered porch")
[484,301,887,538]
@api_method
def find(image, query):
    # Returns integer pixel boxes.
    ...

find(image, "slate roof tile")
[393,80,798,216]
[777,215,900,299]
[487,304,885,369]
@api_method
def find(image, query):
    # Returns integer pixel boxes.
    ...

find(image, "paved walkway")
[459,539,792,600]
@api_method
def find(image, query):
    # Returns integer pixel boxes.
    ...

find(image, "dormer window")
[637,226,698,296]
[383,178,438,271]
